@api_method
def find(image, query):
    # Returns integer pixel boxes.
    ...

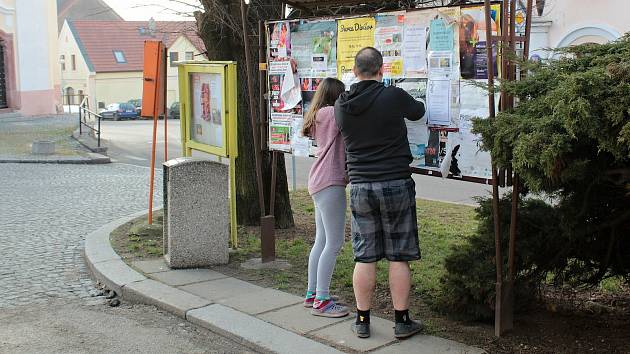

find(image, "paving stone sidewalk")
[85,213,485,354]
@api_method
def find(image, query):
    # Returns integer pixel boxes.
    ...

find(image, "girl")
[302,77,349,318]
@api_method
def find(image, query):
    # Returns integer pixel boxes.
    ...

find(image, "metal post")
[484,0,504,337]
[78,103,82,135]
[506,0,533,330]
[97,114,101,147]
[291,154,297,191]
[262,151,278,262]
[258,21,268,155]
[148,43,163,225]
[498,0,519,334]
[270,151,278,213]
[163,46,168,162]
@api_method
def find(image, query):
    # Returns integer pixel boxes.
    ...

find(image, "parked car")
[128,98,142,115]
[168,102,180,119]
[100,103,139,120]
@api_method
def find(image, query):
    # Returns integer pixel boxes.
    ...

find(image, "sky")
[103,0,201,21]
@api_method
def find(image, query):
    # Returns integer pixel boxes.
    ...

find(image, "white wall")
[166,35,206,106]
[530,0,629,59]
[15,0,52,91]
[58,20,92,105]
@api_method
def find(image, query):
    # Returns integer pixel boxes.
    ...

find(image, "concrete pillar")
[163,158,230,268]
[529,20,552,60]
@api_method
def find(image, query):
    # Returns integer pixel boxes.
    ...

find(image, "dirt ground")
[111,201,630,354]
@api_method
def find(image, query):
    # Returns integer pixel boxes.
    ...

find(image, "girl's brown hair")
[302,78,345,137]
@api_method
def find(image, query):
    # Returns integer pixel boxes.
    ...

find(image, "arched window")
[557,25,620,48]
[65,87,75,105]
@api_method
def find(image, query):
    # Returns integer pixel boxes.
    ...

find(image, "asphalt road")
[99,118,183,167]
[101,119,492,205]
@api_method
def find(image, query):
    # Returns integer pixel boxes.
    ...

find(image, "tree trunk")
[196,0,294,228]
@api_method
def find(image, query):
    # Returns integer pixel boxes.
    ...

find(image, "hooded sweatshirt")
[334,80,425,183]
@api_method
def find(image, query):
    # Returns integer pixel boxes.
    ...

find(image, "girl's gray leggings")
[307,186,346,295]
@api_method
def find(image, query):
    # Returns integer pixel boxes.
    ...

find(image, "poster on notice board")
[190,72,223,148]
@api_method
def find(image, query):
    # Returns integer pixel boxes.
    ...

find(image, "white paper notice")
[428,51,454,79]
[403,13,428,77]
[427,79,451,126]
[290,117,311,157]
[311,54,328,72]
[280,63,301,110]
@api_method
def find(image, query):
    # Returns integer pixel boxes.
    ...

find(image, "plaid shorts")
[350,178,421,263]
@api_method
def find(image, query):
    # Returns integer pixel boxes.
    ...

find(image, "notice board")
[265,2,516,182]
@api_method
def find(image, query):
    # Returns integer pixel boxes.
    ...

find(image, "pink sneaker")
[311,298,349,318]
[304,294,340,308]
[304,296,315,308]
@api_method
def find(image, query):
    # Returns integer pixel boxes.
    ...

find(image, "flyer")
[374,13,404,78]
[190,72,223,148]
[268,21,291,58]
[425,129,440,167]
[337,17,376,86]
[403,11,431,77]
[459,5,500,79]
[397,78,429,167]
[429,18,454,52]
[269,113,293,152]
[290,117,311,157]
[268,60,302,113]
[426,79,451,126]
[290,20,337,77]
[428,51,455,79]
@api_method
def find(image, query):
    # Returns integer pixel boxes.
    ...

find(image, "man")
[334,47,425,339]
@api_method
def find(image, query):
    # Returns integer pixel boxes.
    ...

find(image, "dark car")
[101,103,139,120]
[168,102,180,119]
[128,98,142,115]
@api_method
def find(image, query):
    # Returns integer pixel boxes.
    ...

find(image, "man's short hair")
[354,47,383,77]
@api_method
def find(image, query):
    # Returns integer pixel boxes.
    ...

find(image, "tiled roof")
[68,20,206,73]
[58,0,123,31]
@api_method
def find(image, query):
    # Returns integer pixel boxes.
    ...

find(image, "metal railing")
[62,94,86,106]
[78,96,102,147]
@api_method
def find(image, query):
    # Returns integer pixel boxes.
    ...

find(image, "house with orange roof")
[58,18,207,112]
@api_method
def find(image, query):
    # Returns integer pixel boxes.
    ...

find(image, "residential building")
[529,0,630,59]
[0,0,61,115]
[57,0,122,31]
[58,19,206,112]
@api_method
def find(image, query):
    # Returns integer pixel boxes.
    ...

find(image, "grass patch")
[599,276,626,294]
[0,126,83,156]
[111,210,164,260]
[233,190,477,316]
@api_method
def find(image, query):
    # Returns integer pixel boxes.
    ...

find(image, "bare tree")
[195,0,294,228]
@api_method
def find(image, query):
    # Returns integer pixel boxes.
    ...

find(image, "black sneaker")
[394,319,424,339]
[351,322,370,338]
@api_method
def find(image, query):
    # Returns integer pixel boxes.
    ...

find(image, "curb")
[84,211,344,354]
[0,152,110,164]
[72,129,108,154]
